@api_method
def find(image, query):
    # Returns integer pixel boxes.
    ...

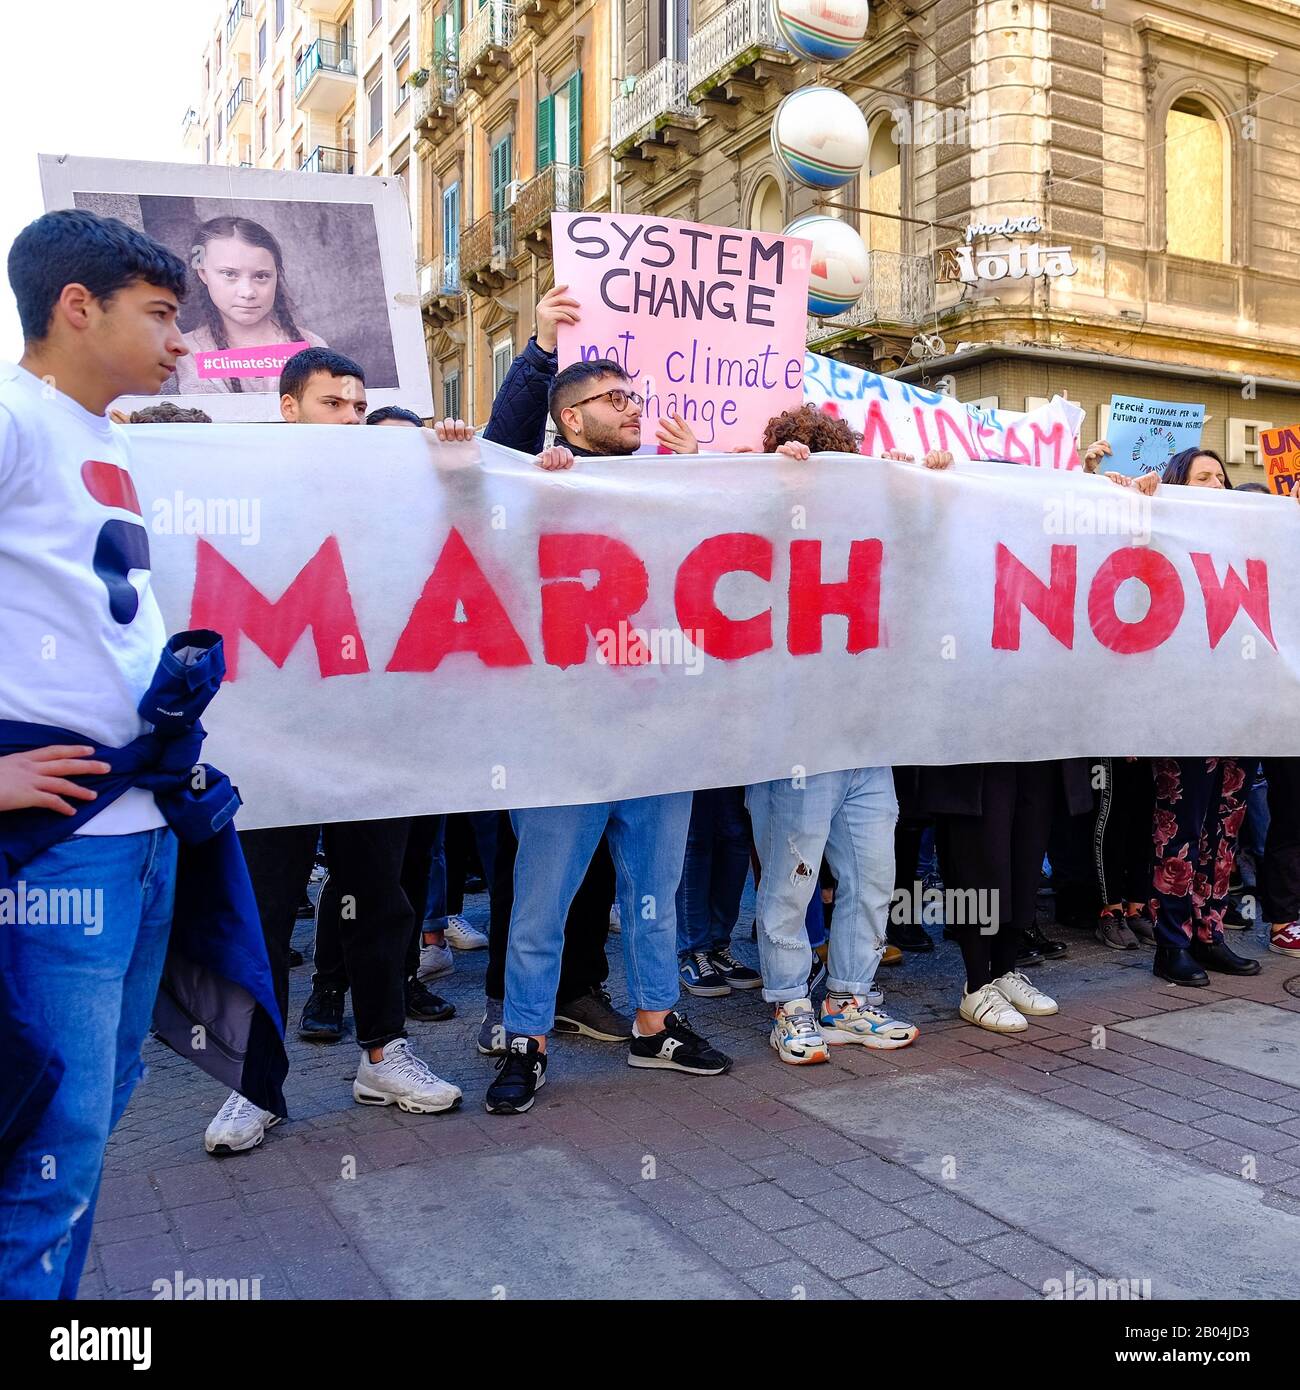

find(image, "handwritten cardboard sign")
[552,211,812,451]
[1259,424,1300,496]
[1107,395,1205,477]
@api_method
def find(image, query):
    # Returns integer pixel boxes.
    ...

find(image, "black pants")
[485,811,615,1005]
[1263,758,1300,925]
[936,761,1056,991]
[891,816,929,923]
[1093,756,1154,908]
[240,819,413,1049]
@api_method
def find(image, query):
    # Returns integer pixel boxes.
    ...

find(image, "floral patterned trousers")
[1150,757,1246,948]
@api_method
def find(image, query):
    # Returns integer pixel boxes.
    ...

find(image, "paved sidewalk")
[82,891,1300,1301]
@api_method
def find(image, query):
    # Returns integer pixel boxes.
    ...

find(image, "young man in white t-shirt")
[0,209,190,1298]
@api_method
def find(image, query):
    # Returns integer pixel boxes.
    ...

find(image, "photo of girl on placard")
[174,216,329,394]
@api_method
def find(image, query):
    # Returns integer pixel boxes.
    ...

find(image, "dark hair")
[1162,446,1232,489]
[366,405,424,426]
[7,209,187,343]
[279,346,365,401]
[762,403,861,454]
[128,403,212,424]
[191,217,304,395]
[547,358,630,432]
[1235,481,1269,494]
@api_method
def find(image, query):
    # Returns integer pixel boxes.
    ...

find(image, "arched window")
[1165,96,1229,262]
[749,176,784,234]
[861,117,901,253]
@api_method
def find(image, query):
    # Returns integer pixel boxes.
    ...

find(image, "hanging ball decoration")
[773,0,872,63]
[786,213,870,317]
[771,86,870,190]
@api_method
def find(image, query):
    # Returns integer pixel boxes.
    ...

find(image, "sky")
[0,0,212,359]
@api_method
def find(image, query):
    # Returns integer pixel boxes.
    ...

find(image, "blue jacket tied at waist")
[0,630,287,1169]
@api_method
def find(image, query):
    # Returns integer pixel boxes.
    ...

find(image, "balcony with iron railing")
[612,58,699,155]
[461,1,517,97]
[301,144,355,175]
[461,210,516,294]
[226,0,252,45]
[805,251,937,345]
[295,37,359,115]
[516,163,585,254]
[414,60,462,146]
[687,0,790,102]
[419,256,465,324]
[225,77,253,130]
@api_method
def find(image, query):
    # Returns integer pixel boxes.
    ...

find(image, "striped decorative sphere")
[772,0,871,62]
[771,86,869,190]
[785,214,870,316]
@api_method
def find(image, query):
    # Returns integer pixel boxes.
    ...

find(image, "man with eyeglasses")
[478,287,730,1115]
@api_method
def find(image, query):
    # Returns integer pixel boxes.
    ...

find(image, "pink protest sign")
[551,212,812,451]
[193,340,311,380]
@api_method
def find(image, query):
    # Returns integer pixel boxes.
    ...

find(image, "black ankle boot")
[1153,945,1209,987]
[1191,938,1262,977]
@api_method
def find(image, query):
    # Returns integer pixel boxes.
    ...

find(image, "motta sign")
[952,212,1078,285]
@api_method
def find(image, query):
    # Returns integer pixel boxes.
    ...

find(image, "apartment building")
[610,0,1300,479]
[184,2,424,274]
[413,0,612,422]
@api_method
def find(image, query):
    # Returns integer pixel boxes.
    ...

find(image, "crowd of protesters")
[0,210,1294,1298]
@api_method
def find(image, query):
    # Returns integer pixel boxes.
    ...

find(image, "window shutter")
[567,73,582,169]
[537,94,554,172]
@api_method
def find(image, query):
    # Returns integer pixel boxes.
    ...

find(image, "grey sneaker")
[1096,911,1139,950]
[1127,913,1156,946]
[477,997,506,1056]
[554,986,633,1042]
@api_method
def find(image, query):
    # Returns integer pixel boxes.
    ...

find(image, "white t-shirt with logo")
[0,362,166,834]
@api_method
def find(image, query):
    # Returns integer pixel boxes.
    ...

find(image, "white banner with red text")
[127,425,1300,829]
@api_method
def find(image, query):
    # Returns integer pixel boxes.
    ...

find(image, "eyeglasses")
[568,387,644,413]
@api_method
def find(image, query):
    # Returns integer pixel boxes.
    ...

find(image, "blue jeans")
[675,787,752,955]
[504,794,691,1035]
[0,828,176,1298]
[746,769,897,1004]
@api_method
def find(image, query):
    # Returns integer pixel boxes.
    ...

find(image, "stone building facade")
[610,0,1300,478]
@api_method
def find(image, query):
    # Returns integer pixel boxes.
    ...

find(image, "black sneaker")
[707,946,762,990]
[627,1011,732,1075]
[679,950,731,997]
[406,976,456,1022]
[886,919,935,952]
[1020,923,1067,960]
[554,985,632,1041]
[485,1036,547,1115]
[299,986,345,1041]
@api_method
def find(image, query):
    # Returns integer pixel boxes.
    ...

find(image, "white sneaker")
[959,982,1028,1033]
[992,970,1058,1017]
[770,997,830,1065]
[609,901,621,933]
[443,915,489,951]
[417,935,455,981]
[353,1039,462,1114]
[819,994,918,1049]
[204,1090,281,1154]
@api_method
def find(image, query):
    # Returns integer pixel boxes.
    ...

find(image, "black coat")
[483,336,557,455]
[895,760,1095,820]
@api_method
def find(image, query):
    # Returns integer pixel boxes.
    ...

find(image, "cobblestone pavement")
[81,885,1300,1301]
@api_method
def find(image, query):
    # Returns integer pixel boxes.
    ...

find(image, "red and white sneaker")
[1270,921,1300,957]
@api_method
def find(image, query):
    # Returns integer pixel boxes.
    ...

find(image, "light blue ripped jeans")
[746,769,897,1005]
